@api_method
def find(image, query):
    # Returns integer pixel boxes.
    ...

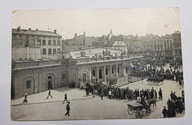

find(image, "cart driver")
[137,95,149,109]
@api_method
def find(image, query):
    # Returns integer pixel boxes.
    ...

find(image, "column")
[97,66,99,81]
[103,65,106,81]
[58,70,61,87]
[26,47,29,60]
[89,67,92,83]
[121,64,124,77]
[116,64,118,77]
[110,65,112,78]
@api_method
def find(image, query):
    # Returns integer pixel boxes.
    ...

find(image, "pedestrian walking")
[23,93,28,103]
[65,102,70,116]
[63,93,68,104]
[46,89,53,99]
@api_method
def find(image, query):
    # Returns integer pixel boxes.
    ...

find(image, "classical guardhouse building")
[12,46,143,99]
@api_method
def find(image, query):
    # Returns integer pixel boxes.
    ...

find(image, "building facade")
[12,27,62,61]
[11,47,143,99]
[172,31,182,62]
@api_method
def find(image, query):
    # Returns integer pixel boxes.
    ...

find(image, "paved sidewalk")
[11,87,92,106]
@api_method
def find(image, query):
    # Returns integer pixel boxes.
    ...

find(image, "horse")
[147,98,157,110]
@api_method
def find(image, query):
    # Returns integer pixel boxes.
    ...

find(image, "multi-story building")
[161,34,174,62]
[105,35,128,53]
[172,31,182,62]
[12,26,62,61]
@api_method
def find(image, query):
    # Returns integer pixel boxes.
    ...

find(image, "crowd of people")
[83,82,164,103]
[162,90,185,118]
[146,64,183,86]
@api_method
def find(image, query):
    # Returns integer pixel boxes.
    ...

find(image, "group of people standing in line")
[84,81,163,101]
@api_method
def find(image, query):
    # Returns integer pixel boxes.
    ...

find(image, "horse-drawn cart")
[127,101,152,118]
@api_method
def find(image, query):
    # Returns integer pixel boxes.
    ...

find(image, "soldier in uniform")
[23,93,28,103]
[63,93,68,104]
[65,102,71,116]
[46,89,53,99]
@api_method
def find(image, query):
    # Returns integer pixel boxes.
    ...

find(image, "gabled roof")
[105,35,124,47]
[12,29,62,37]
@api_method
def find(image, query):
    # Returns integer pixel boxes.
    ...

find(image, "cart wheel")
[127,107,135,115]
[135,109,143,119]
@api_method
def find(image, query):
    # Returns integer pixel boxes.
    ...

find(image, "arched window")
[112,66,114,74]
[118,67,120,74]
[83,73,86,82]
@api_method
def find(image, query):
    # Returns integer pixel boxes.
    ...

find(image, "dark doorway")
[48,76,52,89]
[61,74,67,87]
[99,69,102,79]
[92,70,96,77]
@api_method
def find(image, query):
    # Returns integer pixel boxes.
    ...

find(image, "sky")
[12,8,181,39]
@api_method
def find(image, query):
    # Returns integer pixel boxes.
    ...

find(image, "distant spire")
[109,29,113,40]
[110,29,112,34]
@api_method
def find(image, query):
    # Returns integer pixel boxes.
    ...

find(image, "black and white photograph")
[11,8,185,120]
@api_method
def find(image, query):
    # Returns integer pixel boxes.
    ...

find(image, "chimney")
[29,28,31,30]
[54,30,57,33]
[17,26,20,31]
[74,33,77,38]
[83,31,85,36]
[36,29,38,31]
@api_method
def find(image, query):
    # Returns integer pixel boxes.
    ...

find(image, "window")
[118,67,119,74]
[48,49,52,54]
[30,39,35,46]
[53,49,56,54]
[83,73,86,82]
[43,48,46,55]
[12,38,17,45]
[48,40,51,45]
[57,48,60,52]
[26,80,31,89]
[43,40,46,45]
[126,67,128,73]
[112,66,114,74]
[53,40,56,45]
[37,39,41,45]
[57,40,61,45]
[25,39,29,47]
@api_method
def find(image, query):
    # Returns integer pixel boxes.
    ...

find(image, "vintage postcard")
[11,8,184,120]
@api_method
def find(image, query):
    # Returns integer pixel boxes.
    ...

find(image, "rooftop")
[69,47,122,59]
[12,28,62,37]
